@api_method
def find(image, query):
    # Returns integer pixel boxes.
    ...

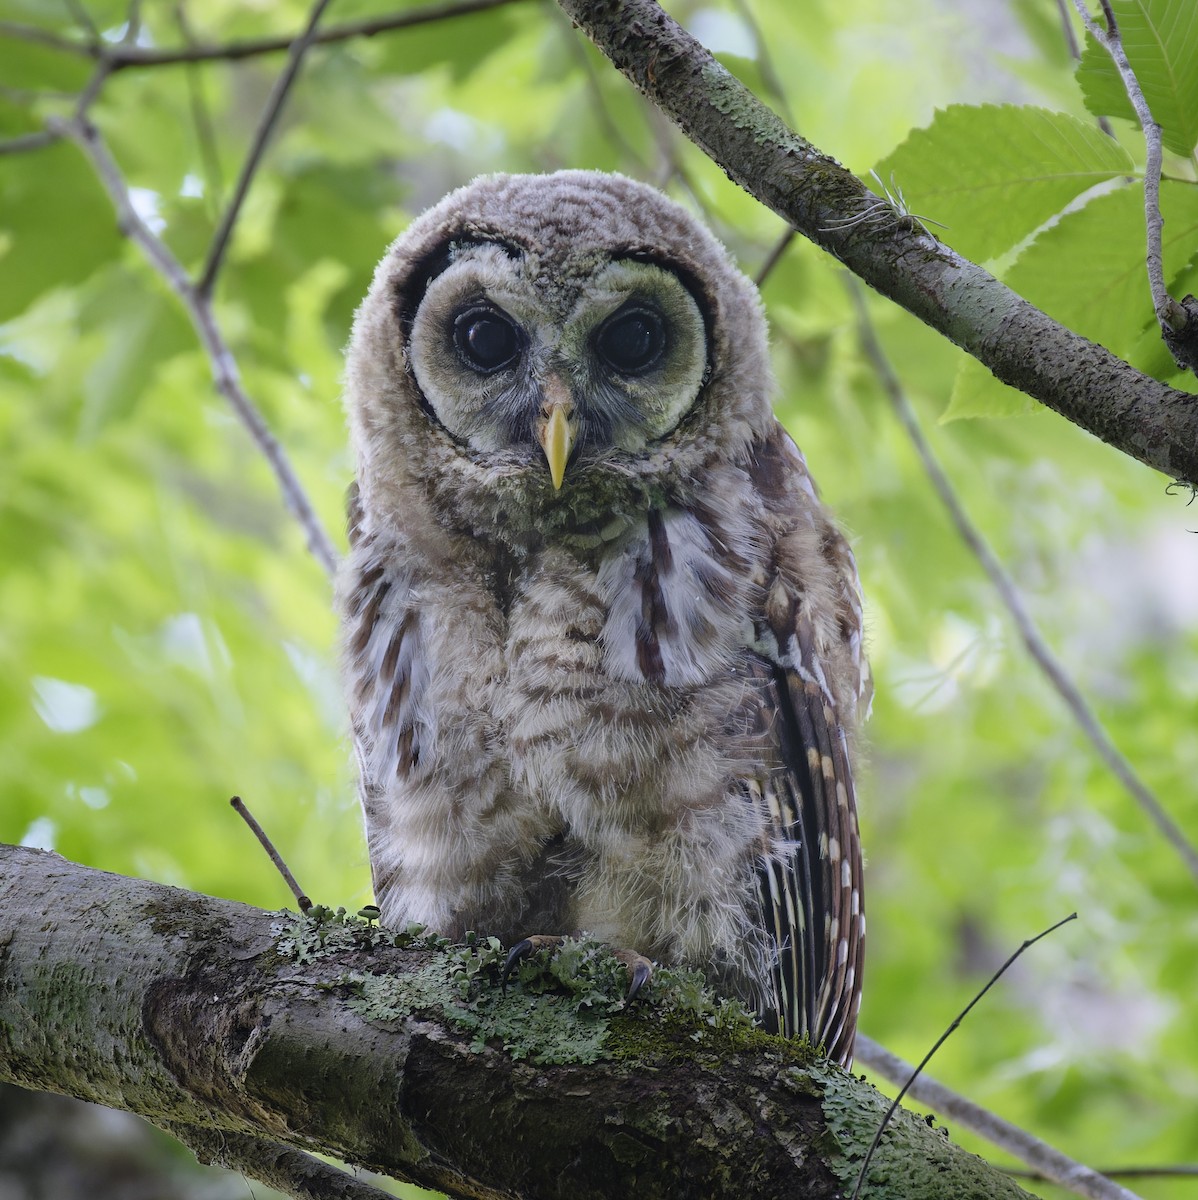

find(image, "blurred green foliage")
[1,0,1197,1197]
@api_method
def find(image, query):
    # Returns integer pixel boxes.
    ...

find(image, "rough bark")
[557,0,1198,487]
[0,844,1031,1199]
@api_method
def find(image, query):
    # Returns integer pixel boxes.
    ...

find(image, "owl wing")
[342,482,424,905]
[743,428,866,1067]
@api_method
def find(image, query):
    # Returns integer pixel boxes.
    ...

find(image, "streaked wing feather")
[743,427,865,1068]
[750,617,863,1065]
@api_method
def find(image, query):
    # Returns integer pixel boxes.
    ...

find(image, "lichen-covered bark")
[557,0,1198,488]
[0,845,1030,1199]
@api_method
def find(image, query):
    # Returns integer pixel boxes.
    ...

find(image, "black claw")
[626,959,652,1002]
[502,938,535,991]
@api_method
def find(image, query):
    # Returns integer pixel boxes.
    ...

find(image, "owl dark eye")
[595,306,666,375]
[453,306,522,373]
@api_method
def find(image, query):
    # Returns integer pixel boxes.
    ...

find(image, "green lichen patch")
[273,912,768,1067]
[325,931,760,1068]
[272,907,449,965]
[347,934,621,1066]
[814,1064,1032,1199]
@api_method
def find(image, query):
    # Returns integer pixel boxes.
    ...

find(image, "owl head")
[345,171,776,547]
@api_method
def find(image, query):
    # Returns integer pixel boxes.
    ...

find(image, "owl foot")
[502,935,653,1000]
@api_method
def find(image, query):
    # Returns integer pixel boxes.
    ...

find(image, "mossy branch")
[0,843,1033,1200]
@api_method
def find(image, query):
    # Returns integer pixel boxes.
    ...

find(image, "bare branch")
[0,129,63,154]
[726,0,793,127]
[0,0,529,69]
[846,278,1198,884]
[197,0,333,297]
[754,225,797,287]
[1052,0,1116,137]
[175,0,226,216]
[122,0,144,47]
[60,0,100,45]
[1069,0,1198,371]
[1009,1165,1198,1183]
[231,796,312,912]
[557,13,654,175]
[0,19,86,54]
[855,1036,1144,1200]
[558,0,1198,487]
[56,114,340,577]
[165,1125,397,1200]
[851,915,1077,1200]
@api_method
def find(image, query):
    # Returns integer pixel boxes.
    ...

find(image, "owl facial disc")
[406,242,708,488]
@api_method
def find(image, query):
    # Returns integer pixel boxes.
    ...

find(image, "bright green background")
[2,0,1197,1197]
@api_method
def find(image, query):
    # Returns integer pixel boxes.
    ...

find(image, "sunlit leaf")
[1077,0,1198,158]
[1004,179,1198,357]
[0,142,125,321]
[873,104,1135,262]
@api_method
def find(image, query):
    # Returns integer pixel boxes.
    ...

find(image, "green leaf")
[944,357,1038,421]
[0,142,125,321]
[1076,0,1198,158]
[873,104,1134,262]
[1004,179,1198,358]
[945,177,1198,417]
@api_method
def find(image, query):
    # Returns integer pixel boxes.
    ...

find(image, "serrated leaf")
[1076,0,1198,158]
[944,356,1037,421]
[873,105,1134,263]
[1003,179,1198,358]
[944,177,1198,417]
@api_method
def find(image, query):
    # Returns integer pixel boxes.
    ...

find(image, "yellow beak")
[538,403,577,491]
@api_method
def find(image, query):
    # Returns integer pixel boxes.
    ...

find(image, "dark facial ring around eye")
[453,304,524,374]
[594,304,667,376]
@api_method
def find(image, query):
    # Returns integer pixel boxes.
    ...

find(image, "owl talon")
[501,936,652,1001]
[614,950,653,1001]
[501,934,564,990]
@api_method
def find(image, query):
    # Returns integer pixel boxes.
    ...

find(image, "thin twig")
[854,1036,1143,1200]
[1052,0,1116,137]
[175,1,226,217]
[558,12,653,174]
[164,1123,395,1200]
[754,225,796,287]
[197,0,333,297]
[230,796,311,911]
[847,278,1198,886]
[0,0,528,69]
[122,0,144,47]
[0,130,63,154]
[60,0,100,45]
[1069,1,1188,341]
[726,0,793,126]
[0,20,83,53]
[1008,1164,1198,1182]
[0,83,83,101]
[56,114,340,575]
[850,914,1078,1200]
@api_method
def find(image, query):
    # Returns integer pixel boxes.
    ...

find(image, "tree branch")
[1068,0,1198,371]
[0,844,1037,1200]
[557,0,1198,487]
[163,1124,396,1200]
[0,0,528,70]
[54,114,340,577]
[197,0,333,298]
[855,1037,1143,1200]
[0,129,63,155]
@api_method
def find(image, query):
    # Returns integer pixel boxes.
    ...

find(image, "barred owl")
[339,171,868,1065]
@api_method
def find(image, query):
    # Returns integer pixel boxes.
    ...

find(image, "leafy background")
[2,0,1197,1196]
